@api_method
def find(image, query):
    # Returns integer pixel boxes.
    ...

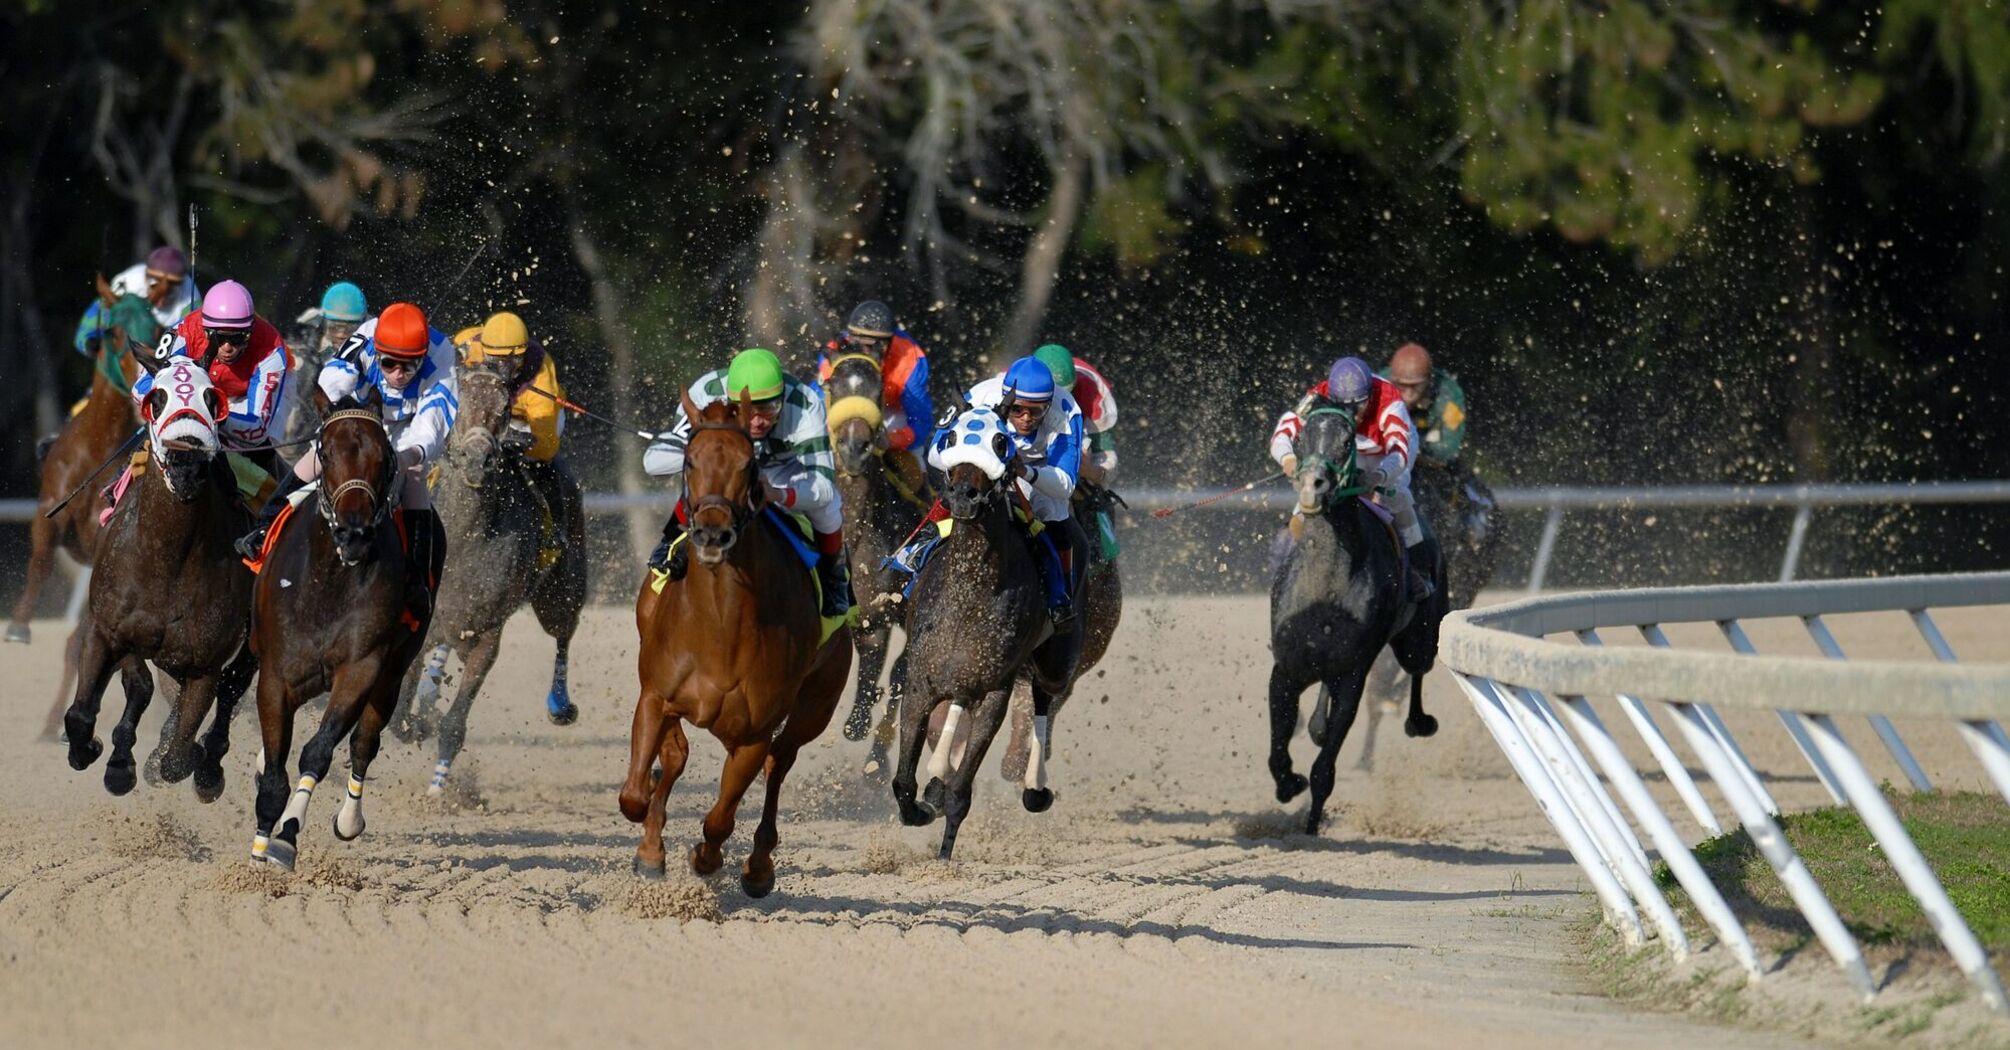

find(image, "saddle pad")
[97,450,150,527]
[240,499,301,575]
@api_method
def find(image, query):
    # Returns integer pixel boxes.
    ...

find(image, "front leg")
[889,674,937,826]
[1267,663,1312,803]
[63,627,120,772]
[191,647,259,803]
[1305,668,1368,836]
[103,658,156,795]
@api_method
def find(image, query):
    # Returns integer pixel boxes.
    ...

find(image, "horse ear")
[736,388,751,432]
[96,272,116,308]
[312,386,335,419]
[130,331,168,376]
[680,389,700,425]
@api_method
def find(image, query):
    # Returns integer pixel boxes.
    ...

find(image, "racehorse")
[822,351,925,772]
[10,280,159,737]
[890,410,1082,858]
[621,393,853,897]
[393,359,586,793]
[62,354,256,801]
[1269,407,1445,835]
[246,389,436,871]
[997,484,1123,784]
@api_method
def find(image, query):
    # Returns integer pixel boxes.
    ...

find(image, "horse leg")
[543,633,577,726]
[155,672,221,787]
[999,682,1032,785]
[1020,681,1056,812]
[634,719,689,880]
[1266,664,1314,804]
[842,624,888,742]
[335,676,403,842]
[863,647,908,780]
[1306,669,1369,836]
[743,739,799,898]
[62,627,119,772]
[395,642,449,743]
[939,688,1011,861]
[7,509,57,643]
[618,689,669,824]
[531,552,584,727]
[430,631,501,796]
[890,677,938,827]
[189,649,258,803]
[268,661,379,872]
[692,739,769,878]
[43,616,90,741]
[251,673,296,866]
[102,659,156,795]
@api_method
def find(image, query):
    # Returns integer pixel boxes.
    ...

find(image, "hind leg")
[251,672,297,865]
[190,648,257,803]
[391,641,448,743]
[863,647,908,779]
[692,739,769,877]
[890,672,939,826]
[532,523,586,727]
[633,719,689,879]
[1020,681,1057,812]
[41,613,92,740]
[62,627,120,772]
[1306,668,1369,836]
[102,659,156,795]
[1266,664,1315,803]
[155,672,221,787]
[430,630,500,795]
[938,687,1011,860]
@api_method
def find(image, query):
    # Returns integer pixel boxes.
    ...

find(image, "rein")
[317,408,399,532]
[682,417,763,536]
[1299,407,1371,507]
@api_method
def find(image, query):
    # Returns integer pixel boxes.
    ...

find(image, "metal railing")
[1441,572,2010,1013]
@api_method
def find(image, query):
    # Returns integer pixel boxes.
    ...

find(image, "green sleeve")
[1430,370,1467,461]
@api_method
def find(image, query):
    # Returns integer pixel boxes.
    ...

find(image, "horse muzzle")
[945,483,989,520]
[1296,469,1333,513]
[332,522,375,566]
[690,524,737,565]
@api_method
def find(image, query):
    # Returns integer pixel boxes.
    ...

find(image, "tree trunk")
[569,218,657,565]
[745,143,823,362]
[1001,150,1087,355]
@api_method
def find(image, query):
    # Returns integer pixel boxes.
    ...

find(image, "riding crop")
[520,385,666,441]
[1146,471,1286,519]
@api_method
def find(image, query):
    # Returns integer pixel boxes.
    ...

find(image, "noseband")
[683,417,762,538]
[317,407,399,534]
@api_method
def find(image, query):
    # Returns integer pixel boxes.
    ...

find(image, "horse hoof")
[332,812,364,842]
[547,701,579,727]
[921,777,947,815]
[194,766,226,804]
[1405,714,1439,738]
[895,796,935,827]
[104,759,137,796]
[1275,771,1308,804]
[1304,812,1324,837]
[741,870,776,899]
[68,736,103,771]
[634,854,667,881]
[3,624,28,644]
[690,844,723,877]
[841,705,872,742]
[1021,787,1054,813]
[264,838,297,873]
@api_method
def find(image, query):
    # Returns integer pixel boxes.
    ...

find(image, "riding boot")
[235,468,312,561]
[1036,529,1074,630]
[815,549,853,619]
[647,515,688,580]
[1404,539,1435,603]
[403,508,441,618]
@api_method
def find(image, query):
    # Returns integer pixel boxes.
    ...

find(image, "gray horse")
[393,361,586,794]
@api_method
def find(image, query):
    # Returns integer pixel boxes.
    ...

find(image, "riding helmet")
[320,281,369,323]
[375,302,431,358]
[1033,344,1076,389]
[199,280,255,330]
[846,300,894,339]
[1002,356,1056,404]
[1389,343,1432,385]
[480,311,531,353]
[1326,356,1375,408]
[145,246,188,280]
[726,348,787,401]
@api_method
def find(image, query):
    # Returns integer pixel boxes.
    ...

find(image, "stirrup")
[234,527,268,562]
[1048,604,1076,631]
[649,540,687,580]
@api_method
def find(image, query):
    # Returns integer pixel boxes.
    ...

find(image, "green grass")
[1657,790,2010,953]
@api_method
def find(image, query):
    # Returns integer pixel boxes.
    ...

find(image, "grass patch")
[1657,790,2010,954]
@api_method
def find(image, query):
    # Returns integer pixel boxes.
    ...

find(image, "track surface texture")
[13,593,1996,1049]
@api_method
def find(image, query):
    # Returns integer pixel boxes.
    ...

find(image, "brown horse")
[823,352,925,772]
[620,393,853,898]
[891,412,1082,858]
[11,280,160,738]
[62,354,256,800]
[247,389,435,871]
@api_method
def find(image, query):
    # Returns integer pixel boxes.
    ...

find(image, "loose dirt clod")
[623,878,724,922]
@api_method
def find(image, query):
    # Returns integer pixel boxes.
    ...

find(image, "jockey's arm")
[316,350,364,406]
[512,355,564,461]
[1269,408,1304,472]
[1026,406,1084,502]
[641,375,706,477]
[887,349,933,451]
[394,379,457,467]
[235,342,294,446]
[770,394,838,513]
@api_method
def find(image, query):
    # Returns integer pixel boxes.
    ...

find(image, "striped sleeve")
[773,378,836,513]
[642,370,719,477]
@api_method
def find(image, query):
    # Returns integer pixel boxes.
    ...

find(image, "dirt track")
[13,594,1993,1049]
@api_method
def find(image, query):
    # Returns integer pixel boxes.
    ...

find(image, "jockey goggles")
[1006,402,1048,421]
[378,353,423,374]
[203,327,249,347]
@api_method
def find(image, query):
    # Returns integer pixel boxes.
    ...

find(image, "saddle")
[648,506,850,645]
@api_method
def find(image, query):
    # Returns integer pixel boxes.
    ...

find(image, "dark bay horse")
[621,393,853,898]
[62,355,255,801]
[891,412,1082,858]
[247,390,433,871]
[11,282,160,737]
[1269,407,1445,835]
[823,352,925,770]
[393,361,586,794]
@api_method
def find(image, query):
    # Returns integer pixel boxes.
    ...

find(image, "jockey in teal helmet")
[296,281,370,365]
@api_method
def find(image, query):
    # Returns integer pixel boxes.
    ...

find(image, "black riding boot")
[1404,538,1436,603]
[403,508,442,618]
[647,516,688,580]
[235,468,313,561]
[815,549,853,619]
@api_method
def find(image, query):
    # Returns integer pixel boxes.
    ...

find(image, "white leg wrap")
[427,758,451,795]
[279,773,318,830]
[414,645,449,706]
[334,772,366,839]
[926,704,965,781]
[1023,715,1051,791]
[250,833,270,864]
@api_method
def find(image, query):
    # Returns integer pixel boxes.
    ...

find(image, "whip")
[520,384,666,441]
[1147,471,1286,519]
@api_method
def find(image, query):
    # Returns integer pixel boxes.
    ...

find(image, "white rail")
[1442,572,2010,1013]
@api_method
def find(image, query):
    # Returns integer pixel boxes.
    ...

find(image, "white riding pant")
[1019,479,1070,523]
[1360,450,1424,547]
[290,446,433,511]
[792,496,843,536]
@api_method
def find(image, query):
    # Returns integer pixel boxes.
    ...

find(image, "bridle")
[447,368,510,489]
[317,407,399,535]
[682,415,763,545]
[1297,406,1368,511]
[825,352,886,480]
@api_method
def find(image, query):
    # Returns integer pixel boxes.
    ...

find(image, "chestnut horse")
[63,354,256,800]
[247,390,434,871]
[11,281,160,737]
[621,393,852,898]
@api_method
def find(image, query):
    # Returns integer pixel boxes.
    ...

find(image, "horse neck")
[838,464,895,548]
[130,452,234,551]
[1300,498,1372,573]
[437,456,513,537]
[939,496,1025,577]
[679,512,791,628]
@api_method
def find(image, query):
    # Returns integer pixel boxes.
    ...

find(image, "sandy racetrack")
[7,594,1996,1049]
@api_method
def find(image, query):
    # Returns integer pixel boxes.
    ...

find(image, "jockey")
[962,355,1087,625]
[235,302,458,612]
[73,245,196,357]
[643,348,851,618]
[293,281,371,365]
[1380,342,1467,468]
[1031,343,1117,485]
[1269,355,1432,601]
[451,310,575,539]
[816,299,934,497]
[130,278,293,502]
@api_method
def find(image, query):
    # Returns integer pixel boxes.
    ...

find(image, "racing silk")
[73,262,196,356]
[643,370,837,518]
[453,327,566,462]
[1067,357,1118,474]
[1268,375,1415,472]
[815,328,934,451]
[316,315,459,462]
[965,373,1085,512]
[131,313,292,452]
[1378,365,1468,465]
